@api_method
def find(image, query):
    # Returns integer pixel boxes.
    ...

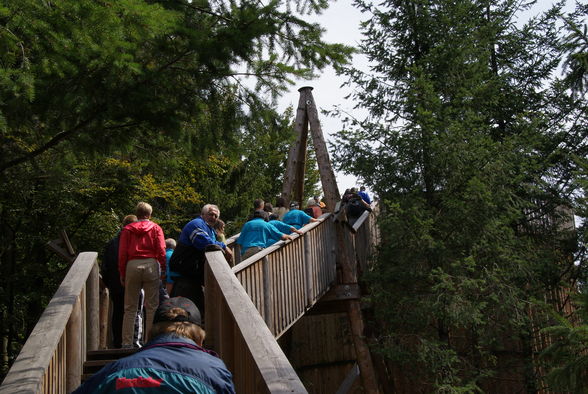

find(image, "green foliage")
[0,0,352,377]
[540,292,588,393]
[561,3,588,95]
[333,0,588,391]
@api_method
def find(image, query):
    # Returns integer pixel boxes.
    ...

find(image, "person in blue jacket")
[170,204,233,315]
[282,201,319,229]
[164,238,177,295]
[358,186,372,205]
[237,210,292,260]
[73,297,235,393]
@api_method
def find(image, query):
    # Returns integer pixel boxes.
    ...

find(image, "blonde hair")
[150,307,205,345]
[135,202,153,219]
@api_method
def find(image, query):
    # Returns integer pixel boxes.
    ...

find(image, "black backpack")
[169,242,205,278]
[347,197,365,218]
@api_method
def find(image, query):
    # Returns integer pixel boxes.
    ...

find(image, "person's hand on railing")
[223,247,233,265]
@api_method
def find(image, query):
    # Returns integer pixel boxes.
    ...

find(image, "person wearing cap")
[304,197,323,219]
[73,297,236,394]
[282,201,319,229]
[237,210,292,260]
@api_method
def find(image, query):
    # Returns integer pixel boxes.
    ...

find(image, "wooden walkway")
[0,207,378,393]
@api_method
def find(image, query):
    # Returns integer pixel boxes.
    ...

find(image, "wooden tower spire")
[281,86,340,211]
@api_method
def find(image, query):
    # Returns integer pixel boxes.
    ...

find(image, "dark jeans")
[108,288,124,349]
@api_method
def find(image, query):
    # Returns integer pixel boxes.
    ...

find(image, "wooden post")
[99,282,109,349]
[281,87,340,211]
[303,234,314,307]
[335,219,380,394]
[294,118,309,206]
[282,89,311,205]
[66,295,82,392]
[86,262,99,351]
[262,256,275,333]
[302,87,341,212]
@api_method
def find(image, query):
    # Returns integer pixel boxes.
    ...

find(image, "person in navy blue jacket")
[73,297,235,394]
[170,204,233,314]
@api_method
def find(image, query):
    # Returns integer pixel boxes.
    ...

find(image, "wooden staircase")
[0,86,381,393]
[82,348,137,382]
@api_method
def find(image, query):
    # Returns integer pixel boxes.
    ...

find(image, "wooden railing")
[351,204,379,274]
[1,208,377,393]
[205,250,308,393]
[233,214,335,337]
[204,214,336,393]
[0,252,100,394]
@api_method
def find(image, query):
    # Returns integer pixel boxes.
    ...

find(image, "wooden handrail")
[231,214,336,338]
[0,252,99,393]
[205,250,308,393]
[0,207,378,393]
[204,214,338,393]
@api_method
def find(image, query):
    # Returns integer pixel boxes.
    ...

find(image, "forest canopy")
[0,0,349,376]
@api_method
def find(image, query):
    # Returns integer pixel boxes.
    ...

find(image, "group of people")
[101,203,231,350]
[89,202,235,392]
[342,186,372,219]
[88,189,371,392]
[236,197,321,260]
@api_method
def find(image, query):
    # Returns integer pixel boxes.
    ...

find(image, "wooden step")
[86,348,137,360]
[83,348,138,381]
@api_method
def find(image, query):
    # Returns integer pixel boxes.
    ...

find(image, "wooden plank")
[206,251,308,393]
[262,257,274,333]
[318,284,361,303]
[294,116,309,206]
[66,295,82,392]
[60,229,76,256]
[351,210,371,233]
[99,284,109,349]
[86,262,99,351]
[0,252,98,394]
[303,87,340,213]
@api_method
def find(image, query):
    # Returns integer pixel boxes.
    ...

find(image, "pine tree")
[332,0,587,390]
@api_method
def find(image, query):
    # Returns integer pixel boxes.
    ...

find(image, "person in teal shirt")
[237,211,292,260]
[268,214,303,236]
[165,238,178,294]
[282,201,319,229]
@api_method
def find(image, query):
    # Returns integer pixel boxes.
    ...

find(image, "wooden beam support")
[318,284,361,303]
[335,222,380,394]
[282,89,310,206]
[302,87,340,212]
[282,86,340,211]
[336,363,360,394]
